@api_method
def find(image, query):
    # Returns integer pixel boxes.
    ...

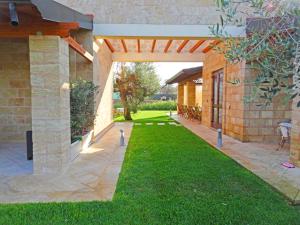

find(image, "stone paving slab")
[172,115,300,205]
[0,122,133,203]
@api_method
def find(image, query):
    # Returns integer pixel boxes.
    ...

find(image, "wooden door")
[212,70,224,129]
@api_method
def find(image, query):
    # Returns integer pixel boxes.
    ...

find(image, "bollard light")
[120,129,125,146]
[169,110,172,117]
[217,129,223,148]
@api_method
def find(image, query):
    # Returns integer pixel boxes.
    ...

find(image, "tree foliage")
[114,63,160,120]
[70,79,98,141]
[211,0,300,107]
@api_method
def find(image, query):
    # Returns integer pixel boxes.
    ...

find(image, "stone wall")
[202,46,245,141]
[290,95,300,166]
[93,40,114,138]
[202,45,291,143]
[56,0,219,24]
[29,36,71,174]
[69,30,93,81]
[195,85,203,107]
[243,66,292,142]
[0,39,31,143]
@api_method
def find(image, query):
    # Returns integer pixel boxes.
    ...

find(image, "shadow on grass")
[114,111,175,123]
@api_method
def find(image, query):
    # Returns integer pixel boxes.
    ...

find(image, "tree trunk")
[124,106,132,120]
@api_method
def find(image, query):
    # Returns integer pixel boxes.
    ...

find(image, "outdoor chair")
[277,122,292,151]
[177,104,184,117]
[183,105,189,119]
[187,106,196,120]
[194,106,202,122]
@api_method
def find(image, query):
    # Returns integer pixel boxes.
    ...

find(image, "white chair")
[277,122,292,151]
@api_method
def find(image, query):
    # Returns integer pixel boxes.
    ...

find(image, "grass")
[0,111,299,224]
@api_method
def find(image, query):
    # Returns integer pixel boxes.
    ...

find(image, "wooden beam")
[164,40,173,53]
[64,36,93,62]
[0,22,79,38]
[104,39,115,53]
[202,40,221,53]
[112,52,205,62]
[177,40,189,53]
[121,39,128,53]
[137,39,141,53]
[189,40,206,53]
[151,39,156,53]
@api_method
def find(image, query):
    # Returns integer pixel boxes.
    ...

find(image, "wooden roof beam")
[121,39,128,53]
[202,40,221,53]
[189,40,205,53]
[0,22,79,38]
[151,39,156,53]
[137,39,141,53]
[104,39,115,53]
[65,36,93,62]
[164,40,173,53]
[177,40,189,53]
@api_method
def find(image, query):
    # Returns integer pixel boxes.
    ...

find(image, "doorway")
[212,69,223,129]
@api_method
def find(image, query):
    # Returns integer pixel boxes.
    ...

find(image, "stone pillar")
[290,95,300,167]
[177,84,184,105]
[29,36,71,174]
[186,81,196,106]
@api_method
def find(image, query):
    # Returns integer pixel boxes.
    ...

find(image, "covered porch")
[166,66,203,122]
[0,0,93,175]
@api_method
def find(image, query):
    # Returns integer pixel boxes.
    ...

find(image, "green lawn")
[1,111,299,225]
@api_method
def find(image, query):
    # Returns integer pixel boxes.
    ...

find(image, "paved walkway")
[0,122,133,203]
[0,143,33,176]
[172,115,300,204]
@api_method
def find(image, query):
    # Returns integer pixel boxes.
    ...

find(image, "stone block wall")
[0,39,31,143]
[202,46,245,141]
[29,36,71,174]
[290,95,300,166]
[202,45,291,143]
[69,30,93,82]
[195,85,203,107]
[177,84,184,105]
[186,81,196,106]
[243,66,292,142]
[56,0,219,25]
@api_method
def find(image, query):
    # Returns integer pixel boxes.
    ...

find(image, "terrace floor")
[172,114,300,204]
[0,143,33,176]
[0,122,133,203]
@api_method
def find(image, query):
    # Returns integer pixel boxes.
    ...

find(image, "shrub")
[138,101,177,111]
[70,79,98,141]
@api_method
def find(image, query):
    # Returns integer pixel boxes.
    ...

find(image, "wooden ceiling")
[103,38,221,54]
[0,3,79,38]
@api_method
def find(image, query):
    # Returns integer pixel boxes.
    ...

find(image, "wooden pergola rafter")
[121,39,128,53]
[202,40,221,53]
[104,39,115,53]
[164,40,173,53]
[177,40,189,53]
[189,40,206,53]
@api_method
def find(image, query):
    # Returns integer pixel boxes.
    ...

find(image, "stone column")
[29,36,71,174]
[290,95,300,167]
[177,84,184,105]
[186,81,196,106]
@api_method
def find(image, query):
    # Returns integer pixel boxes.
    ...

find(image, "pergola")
[97,38,220,62]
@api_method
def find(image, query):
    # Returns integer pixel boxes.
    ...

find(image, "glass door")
[212,70,223,129]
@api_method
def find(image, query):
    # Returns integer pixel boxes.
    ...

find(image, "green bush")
[138,101,177,111]
[113,101,123,109]
[70,79,98,142]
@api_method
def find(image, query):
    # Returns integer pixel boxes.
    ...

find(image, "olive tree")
[211,0,300,107]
